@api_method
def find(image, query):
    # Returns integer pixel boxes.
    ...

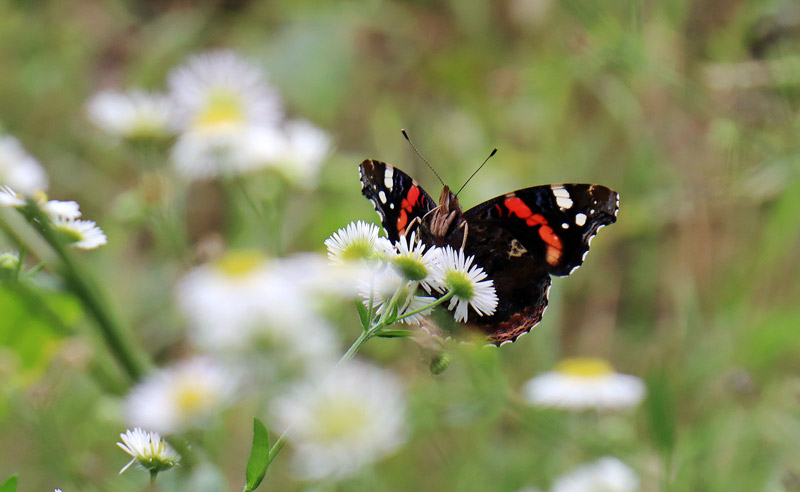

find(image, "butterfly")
[359,159,618,345]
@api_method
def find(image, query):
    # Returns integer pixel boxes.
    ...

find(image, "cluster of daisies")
[325,220,499,327]
[86,50,331,183]
[0,135,107,253]
[117,246,411,481]
[115,220,498,482]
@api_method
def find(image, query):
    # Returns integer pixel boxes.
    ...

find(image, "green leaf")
[0,474,18,492]
[355,299,369,330]
[244,419,271,491]
[376,329,414,338]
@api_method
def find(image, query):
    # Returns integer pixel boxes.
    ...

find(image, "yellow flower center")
[555,357,614,377]
[193,89,246,129]
[311,398,368,443]
[341,240,374,261]
[214,251,264,277]
[175,379,214,416]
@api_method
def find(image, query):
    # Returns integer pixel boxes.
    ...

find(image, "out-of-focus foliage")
[2,0,800,491]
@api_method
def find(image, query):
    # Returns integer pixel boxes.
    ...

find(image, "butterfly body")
[358,159,618,345]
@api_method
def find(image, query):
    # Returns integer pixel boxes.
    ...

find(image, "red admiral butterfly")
[359,159,619,345]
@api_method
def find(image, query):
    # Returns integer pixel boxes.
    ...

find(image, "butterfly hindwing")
[359,159,436,243]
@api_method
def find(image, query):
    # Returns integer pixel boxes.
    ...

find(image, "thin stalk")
[339,328,374,365]
[394,290,455,322]
[27,205,147,381]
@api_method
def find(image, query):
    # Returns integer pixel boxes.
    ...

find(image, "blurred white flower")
[40,198,81,220]
[552,457,639,492]
[0,188,82,222]
[176,251,339,373]
[168,50,282,132]
[325,221,392,264]
[50,217,107,250]
[523,358,646,411]
[167,50,285,179]
[0,136,48,195]
[358,267,435,325]
[176,251,283,342]
[272,361,407,480]
[269,119,332,187]
[86,90,177,140]
[124,357,238,434]
[0,185,25,207]
[171,125,279,178]
[430,246,497,322]
[117,427,180,474]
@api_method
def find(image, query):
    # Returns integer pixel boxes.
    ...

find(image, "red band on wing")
[397,209,408,233]
[504,197,547,227]
[539,225,563,265]
[401,186,420,212]
[396,185,422,235]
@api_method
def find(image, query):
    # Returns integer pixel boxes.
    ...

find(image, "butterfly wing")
[459,184,619,344]
[359,160,436,243]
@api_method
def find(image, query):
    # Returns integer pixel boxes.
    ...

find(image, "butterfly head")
[422,185,464,245]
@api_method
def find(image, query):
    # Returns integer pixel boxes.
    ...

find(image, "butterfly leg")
[405,216,423,239]
[459,221,469,251]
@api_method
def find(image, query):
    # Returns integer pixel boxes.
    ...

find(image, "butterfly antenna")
[402,129,445,187]
[456,148,497,197]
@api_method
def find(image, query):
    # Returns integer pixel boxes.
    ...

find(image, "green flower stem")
[26,205,148,382]
[339,327,375,365]
[395,290,455,322]
[266,433,286,468]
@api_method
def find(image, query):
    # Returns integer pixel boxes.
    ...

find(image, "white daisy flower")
[0,136,48,195]
[175,251,277,342]
[358,267,436,325]
[117,427,180,474]
[170,127,241,178]
[168,50,282,132]
[430,246,498,322]
[50,217,107,250]
[522,358,646,411]
[325,221,392,264]
[0,188,81,221]
[86,90,177,140]
[272,361,407,480]
[176,252,339,373]
[0,185,24,207]
[124,357,238,435]
[36,194,81,219]
[552,457,639,492]
[390,232,440,292]
[270,120,332,187]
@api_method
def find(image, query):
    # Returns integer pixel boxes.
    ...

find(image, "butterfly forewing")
[463,184,618,276]
[359,159,436,243]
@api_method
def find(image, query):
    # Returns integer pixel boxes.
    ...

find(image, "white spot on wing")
[562,223,569,229]
[389,203,395,209]
[379,190,387,203]
[575,213,587,226]
[556,196,573,209]
[551,186,570,197]
[384,167,394,188]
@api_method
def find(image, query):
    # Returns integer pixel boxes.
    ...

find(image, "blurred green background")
[2,0,800,490]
